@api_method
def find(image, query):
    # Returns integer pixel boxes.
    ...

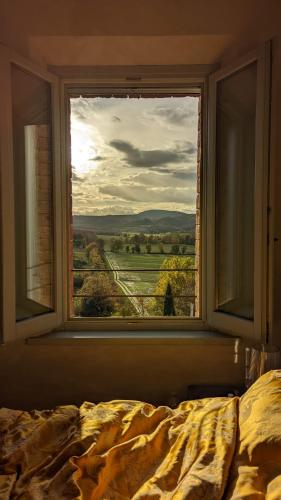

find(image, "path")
[105,253,145,316]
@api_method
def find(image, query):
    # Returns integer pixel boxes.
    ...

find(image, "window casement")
[0,42,271,342]
[0,45,62,342]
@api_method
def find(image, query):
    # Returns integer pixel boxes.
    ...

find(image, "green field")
[73,242,196,316]
[73,247,195,295]
[105,252,168,295]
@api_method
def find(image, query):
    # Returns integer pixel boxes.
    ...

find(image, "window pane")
[216,63,257,320]
[70,93,200,318]
[11,65,54,321]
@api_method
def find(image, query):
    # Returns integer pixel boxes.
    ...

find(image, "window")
[0,43,271,341]
[215,63,257,321]
[11,64,55,322]
[68,90,201,321]
[0,45,62,341]
[207,44,271,341]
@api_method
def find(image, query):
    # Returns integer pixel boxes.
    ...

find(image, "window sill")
[26,330,240,346]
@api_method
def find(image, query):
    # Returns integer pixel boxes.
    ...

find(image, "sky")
[71,95,199,216]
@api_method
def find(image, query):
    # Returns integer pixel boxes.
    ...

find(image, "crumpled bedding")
[0,371,281,500]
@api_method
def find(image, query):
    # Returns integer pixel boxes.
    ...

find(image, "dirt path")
[105,253,144,316]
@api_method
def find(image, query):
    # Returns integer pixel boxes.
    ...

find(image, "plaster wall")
[0,0,280,408]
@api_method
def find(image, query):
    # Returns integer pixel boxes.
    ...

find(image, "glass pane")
[11,65,54,321]
[70,93,200,318]
[216,63,257,320]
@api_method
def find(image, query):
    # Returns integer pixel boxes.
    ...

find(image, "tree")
[158,243,165,254]
[88,247,104,269]
[74,258,88,269]
[126,245,130,253]
[163,282,176,316]
[146,243,151,253]
[171,244,180,254]
[96,238,105,253]
[110,238,123,253]
[149,256,195,316]
[134,243,141,254]
[131,234,140,244]
[73,232,86,248]
[79,273,115,317]
[73,274,84,290]
[86,241,98,261]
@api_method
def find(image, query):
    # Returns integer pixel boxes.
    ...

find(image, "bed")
[1,370,281,499]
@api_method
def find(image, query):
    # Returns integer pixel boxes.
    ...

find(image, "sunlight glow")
[71,121,97,174]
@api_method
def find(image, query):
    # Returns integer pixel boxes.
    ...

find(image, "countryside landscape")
[72,210,197,317]
[70,94,199,317]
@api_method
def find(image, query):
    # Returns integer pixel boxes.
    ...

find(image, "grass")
[73,247,196,295]
[105,252,166,295]
[105,251,194,296]
[72,246,197,316]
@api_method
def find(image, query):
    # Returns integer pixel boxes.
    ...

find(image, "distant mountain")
[73,210,196,234]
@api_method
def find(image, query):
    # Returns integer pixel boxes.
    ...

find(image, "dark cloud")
[99,185,195,204]
[72,171,83,182]
[152,104,197,125]
[112,116,121,122]
[173,170,196,181]
[71,110,86,121]
[181,142,197,155]
[89,155,106,161]
[109,140,194,168]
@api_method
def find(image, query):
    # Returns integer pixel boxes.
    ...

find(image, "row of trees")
[73,230,195,251]
[110,239,191,255]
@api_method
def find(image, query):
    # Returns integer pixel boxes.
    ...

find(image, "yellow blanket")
[2,371,281,499]
[0,397,238,499]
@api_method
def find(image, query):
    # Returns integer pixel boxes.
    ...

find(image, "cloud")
[180,142,197,155]
[71,110,87,121]
[99,185,195,204]
[109,140,194,168]
[89,155,106,161]
[172,170,197,181]
[112,116,121,122]
[72,171,84,182]
[152,105,197,125]
[123,169,196,188]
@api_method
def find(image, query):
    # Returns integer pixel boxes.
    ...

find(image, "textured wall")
[0,339,243,409]
[0,0,280,408]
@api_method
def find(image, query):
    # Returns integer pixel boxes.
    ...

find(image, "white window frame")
[207,43,271,342]
[0,42,271,342]
[0,44,63,342]
[60,71,209,332]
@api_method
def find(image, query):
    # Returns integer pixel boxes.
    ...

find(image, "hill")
[73,210,195,234]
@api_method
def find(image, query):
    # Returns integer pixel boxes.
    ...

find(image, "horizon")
[73,208,196,218]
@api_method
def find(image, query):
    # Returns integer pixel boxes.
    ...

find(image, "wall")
[0,338,242,409]
[0,0,281,409]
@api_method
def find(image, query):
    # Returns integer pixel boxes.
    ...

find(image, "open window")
[207,43,271,341]
[0,45,62,341]
[0,42,271,341]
